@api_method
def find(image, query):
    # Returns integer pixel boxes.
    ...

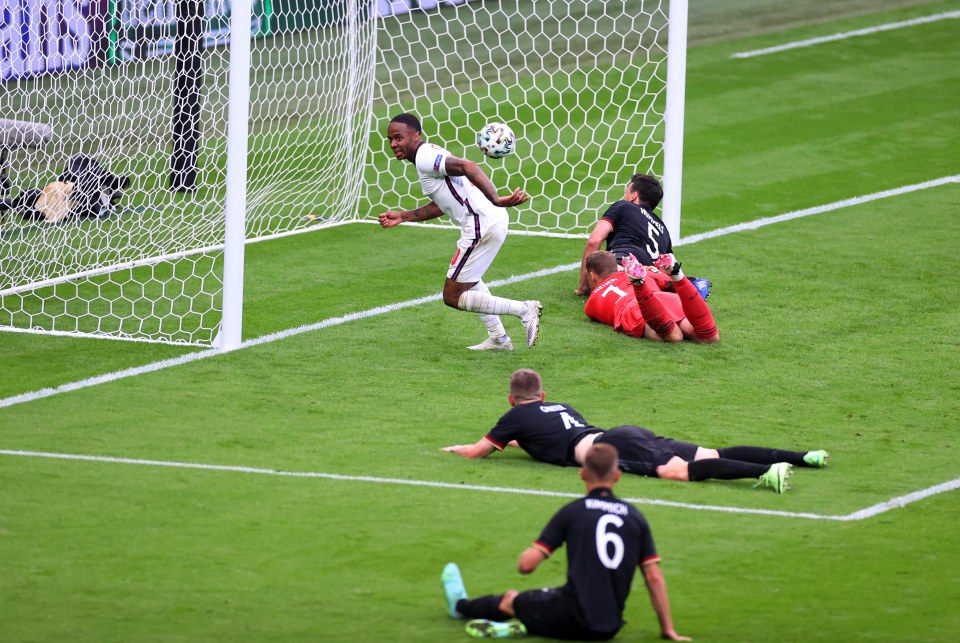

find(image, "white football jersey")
[413,142,507,235]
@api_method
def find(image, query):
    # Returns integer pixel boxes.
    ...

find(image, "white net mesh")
[0,0,376,344]
[365,0,669,235]
[0,0,671,345]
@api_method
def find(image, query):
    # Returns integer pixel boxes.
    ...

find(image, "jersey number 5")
[646,222,660,260]
[595,514,625,569]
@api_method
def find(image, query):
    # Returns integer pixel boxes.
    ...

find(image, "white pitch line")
[732,10,960,59]
[1,449,956,521]
[841,477,960,522]
[1,175,957,411]
[241,262,580,350]
[678,175,960,246]
[0,263,578,409]
[0,348,222,409]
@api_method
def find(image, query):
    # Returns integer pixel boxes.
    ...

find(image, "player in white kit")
[378,113,542,350]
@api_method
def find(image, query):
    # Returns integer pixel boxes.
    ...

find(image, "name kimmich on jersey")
[584,498,629,516]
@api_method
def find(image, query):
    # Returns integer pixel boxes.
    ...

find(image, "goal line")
[1,174,956,409]
[9,172,956,306]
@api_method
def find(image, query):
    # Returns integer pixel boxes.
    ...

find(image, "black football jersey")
[535,487,660,633]
[485,401,601,466]
[601,200,673,265]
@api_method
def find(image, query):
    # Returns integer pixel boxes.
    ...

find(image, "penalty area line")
[732,10,960,59]
[1,449,957,522]
[2,174,957,410]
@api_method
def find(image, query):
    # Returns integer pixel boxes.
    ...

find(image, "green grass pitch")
[2,1,959,641]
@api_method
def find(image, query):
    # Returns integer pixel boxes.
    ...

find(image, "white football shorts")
[446,219,508,284]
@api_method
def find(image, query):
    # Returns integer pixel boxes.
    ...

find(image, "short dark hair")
[584,443,619,482]
[509,368,543,402]
[390,113,422,133]
[585,250,618,279]
[627,173,663,209]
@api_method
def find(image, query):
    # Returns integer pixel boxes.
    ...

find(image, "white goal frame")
[0,0,689,349]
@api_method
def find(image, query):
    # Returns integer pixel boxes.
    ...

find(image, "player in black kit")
[442,369,829,493]
[576,173,673,296]
[440,443,690,640]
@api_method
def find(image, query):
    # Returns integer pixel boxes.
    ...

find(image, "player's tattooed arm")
[405,202,444,222]
[378,202,444,227]
[445,156,528,208]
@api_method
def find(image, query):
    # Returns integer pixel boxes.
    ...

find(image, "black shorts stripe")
[450,215,481,281]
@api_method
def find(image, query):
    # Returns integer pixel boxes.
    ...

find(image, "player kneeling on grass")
[443,369,829,493]
[377,113,542,351]
[441,443,690,640]
[584,250,718,343]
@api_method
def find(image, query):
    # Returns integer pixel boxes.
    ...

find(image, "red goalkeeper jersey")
[584,272,684,338]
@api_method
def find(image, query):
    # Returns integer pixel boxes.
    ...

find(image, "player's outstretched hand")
[378,211,403,227]
[574,284,591,296]
[441,445,469,454]
[661,630,692,641]
[496,188,528,208]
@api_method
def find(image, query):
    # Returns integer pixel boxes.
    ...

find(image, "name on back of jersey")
[585,498,628,516]
[539,404,566,413]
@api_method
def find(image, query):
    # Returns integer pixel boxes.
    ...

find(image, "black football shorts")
[513,587,616,641]
[596,425,698,477]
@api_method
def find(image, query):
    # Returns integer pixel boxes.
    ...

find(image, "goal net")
[0,0,679,346]
[367,0,673,237]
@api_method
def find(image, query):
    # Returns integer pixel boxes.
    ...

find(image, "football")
[476,122,516,158]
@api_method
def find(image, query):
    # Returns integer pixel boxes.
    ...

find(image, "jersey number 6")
[595,514,625,569]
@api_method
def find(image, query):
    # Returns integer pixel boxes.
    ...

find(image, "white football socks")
[458,286,526,319]
[467,281,508,339]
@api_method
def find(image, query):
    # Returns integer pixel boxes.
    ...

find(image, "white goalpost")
[0,0,687,347]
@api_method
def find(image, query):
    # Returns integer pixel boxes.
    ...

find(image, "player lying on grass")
[576,173,674,296]
[442,369,829,493]
[377,113,542,351]
[584,250,719,343]
[441,443,690,641]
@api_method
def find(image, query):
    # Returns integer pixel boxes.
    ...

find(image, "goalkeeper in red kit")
[583,250,719,343]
